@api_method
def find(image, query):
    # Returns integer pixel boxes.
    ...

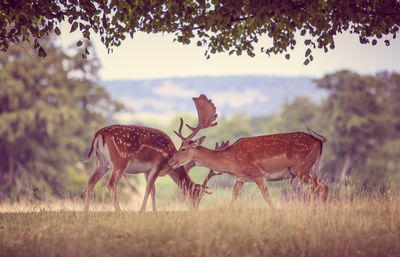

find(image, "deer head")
[169,94,218,169]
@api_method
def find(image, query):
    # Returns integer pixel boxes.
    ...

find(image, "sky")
[59,25,400,81]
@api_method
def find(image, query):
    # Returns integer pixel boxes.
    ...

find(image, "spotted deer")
[190,140,230,207]
[168,94,328,208]
[84,125,212,212]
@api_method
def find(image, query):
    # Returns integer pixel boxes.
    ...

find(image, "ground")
[1,192,399,257]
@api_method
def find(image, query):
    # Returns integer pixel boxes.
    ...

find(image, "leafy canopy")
[1,0,399,63]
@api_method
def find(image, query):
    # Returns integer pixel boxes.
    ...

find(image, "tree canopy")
[1,0,399,62]
[315,71,397,182]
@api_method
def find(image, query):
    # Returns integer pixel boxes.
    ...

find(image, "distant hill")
[101,76,327,123]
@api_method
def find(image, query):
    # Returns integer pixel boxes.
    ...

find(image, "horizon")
[102,76,326,125]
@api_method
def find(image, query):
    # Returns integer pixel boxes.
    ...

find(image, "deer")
[190,140,229,207]
[83,124,213,213]
[168,94,328,208]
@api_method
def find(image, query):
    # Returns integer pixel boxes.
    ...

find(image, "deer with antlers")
[84,124,213,213]
[168,94,328,208]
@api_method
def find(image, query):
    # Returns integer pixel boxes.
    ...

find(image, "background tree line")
[0,37,123,201]
[1,37,399,201]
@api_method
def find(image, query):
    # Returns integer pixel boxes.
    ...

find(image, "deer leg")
[230,180,244,207]
[84,164,109,213]
[144,173,157,212]
[108,167,125,212]
[140,166,161,212]
[317,178,329,202]
[254,177,273,209]
[150,183,156,211]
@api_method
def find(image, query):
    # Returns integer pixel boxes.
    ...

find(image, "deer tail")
[83,132,101,163]
[306,125,326,174]
[306,125,327,144]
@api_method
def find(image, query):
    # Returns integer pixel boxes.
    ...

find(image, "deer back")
[95,125,176,161]
[92,125,197,185]
[228,132,323,163]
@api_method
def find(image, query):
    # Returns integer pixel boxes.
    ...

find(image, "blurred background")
[1,31,399,208]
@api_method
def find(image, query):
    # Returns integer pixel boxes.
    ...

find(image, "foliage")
[257,96,321,134]
[0,37,122,200]
[199,113,253,148]
[1,1,399,63]
[315,70,397,182]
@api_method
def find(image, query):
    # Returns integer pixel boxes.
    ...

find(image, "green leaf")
[76,40,83,47]
[34,39,40,49]
[70,22,78,33]
[83,30,90,39]
[285,53,290,60]
[303,59,310,65]
[38,47,47,57]
[305,48,311,57]
[54,27,61,36]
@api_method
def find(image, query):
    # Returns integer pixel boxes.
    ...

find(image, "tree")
[316,70,396,182]
[257,96,321,134]
[0,37,123,200]
[1,0,399,63]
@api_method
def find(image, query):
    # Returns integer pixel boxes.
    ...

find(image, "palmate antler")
[174,94,218,143]
[201,140,230,192]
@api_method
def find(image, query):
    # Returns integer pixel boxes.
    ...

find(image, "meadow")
[1,182,400,257]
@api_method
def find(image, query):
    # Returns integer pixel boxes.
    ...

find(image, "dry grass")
[1,190,400,257]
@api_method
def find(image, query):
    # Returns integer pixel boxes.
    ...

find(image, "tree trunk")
[339,153,352,183]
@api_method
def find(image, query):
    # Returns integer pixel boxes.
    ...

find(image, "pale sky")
[60,24,400,81]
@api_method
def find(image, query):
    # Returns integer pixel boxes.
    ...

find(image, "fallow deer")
[84,124,211,212]
[190,140,229,207]
[168,94,328,208]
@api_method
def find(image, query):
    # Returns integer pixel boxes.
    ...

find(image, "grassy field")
[1,188,400,257]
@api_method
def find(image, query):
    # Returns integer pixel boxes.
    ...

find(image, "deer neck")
[168,166,196,193]
[193,146,233,172]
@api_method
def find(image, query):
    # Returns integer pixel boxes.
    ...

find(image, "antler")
[174,94,218,143]
[201,140,230,190]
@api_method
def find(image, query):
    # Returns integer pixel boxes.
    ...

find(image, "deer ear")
[193,136,206,147]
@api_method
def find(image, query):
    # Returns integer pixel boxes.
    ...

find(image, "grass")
[1,190,400,257]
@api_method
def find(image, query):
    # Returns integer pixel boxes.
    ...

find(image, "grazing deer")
[84,124,212,213]
[168,94,328,208]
